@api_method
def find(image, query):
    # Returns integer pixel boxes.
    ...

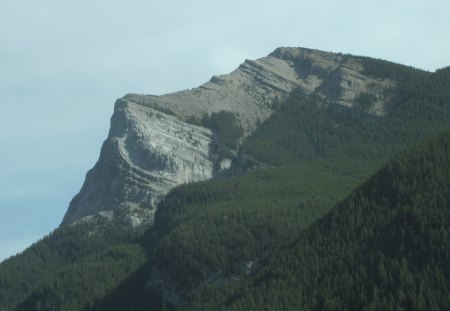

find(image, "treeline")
[150,162,360,290]
[242,63,450,173]
[1,55,450,310]
[201,111,243,149]
[192,129,450,310]
[0,223,147,311]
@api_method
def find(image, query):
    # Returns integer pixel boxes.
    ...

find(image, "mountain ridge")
[62,46,401,226]
[2,47,450,311]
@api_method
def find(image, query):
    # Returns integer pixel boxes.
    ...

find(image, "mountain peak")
[270,46,326,58]
[270,46,341,64]
[61,47,398,226]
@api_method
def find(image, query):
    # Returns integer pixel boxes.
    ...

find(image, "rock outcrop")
[62,101,215,225]
[61,47,397,226]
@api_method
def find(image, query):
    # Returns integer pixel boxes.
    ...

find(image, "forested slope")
[202,129,450,310]
[0,224,147,311]
[1,56,450,310]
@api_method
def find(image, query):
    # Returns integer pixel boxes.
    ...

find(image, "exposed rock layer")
[62,101,215,225]
[62,47,396,226]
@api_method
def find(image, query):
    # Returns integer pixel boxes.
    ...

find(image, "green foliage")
[242,95,387,167]
[151,162,360,289]
[243,65,450,172]
[0,224,147,311]
[201,111,243,149]
[15,244,146,311]
[2,55,450,311]
[356,56,430,91]
[149,60,450,309]
[195,130,450,310]
[355,92,377,110]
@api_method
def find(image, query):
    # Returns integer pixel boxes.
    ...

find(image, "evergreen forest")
[1,55,450,310]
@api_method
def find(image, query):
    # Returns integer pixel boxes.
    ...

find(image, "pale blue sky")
[1,0,449,262]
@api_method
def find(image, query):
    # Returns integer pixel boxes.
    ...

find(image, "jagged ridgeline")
[1,48,450,311]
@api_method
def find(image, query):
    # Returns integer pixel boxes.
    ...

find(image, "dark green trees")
[1,54,450,311]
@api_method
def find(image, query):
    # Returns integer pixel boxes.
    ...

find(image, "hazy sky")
[1,0,449,262]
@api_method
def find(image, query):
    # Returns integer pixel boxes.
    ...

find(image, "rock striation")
[62,100,215,225]
[62,47,397,226]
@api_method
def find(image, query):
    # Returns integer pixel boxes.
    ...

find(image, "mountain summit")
[62,47,398,226]
[2,47,450,311]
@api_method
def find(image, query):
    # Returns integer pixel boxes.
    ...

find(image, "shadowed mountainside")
[1,49,450,310]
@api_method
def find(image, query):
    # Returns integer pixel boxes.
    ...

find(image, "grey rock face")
[62,47,397,226]
[123,47,323,137]
[62,100,215,225]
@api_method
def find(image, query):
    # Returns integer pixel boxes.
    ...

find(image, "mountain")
[1,47,450,310]
[62,47,402,226]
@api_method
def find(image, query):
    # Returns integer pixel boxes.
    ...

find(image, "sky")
[1,0,449,262]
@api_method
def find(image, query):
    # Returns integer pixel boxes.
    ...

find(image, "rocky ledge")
[62,100,217,226]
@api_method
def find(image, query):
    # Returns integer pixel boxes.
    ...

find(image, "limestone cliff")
[61,47,396,226]
[62,100,216,225]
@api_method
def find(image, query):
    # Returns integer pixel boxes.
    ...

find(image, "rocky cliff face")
[62,47,396,226]
[62,100,216,225]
